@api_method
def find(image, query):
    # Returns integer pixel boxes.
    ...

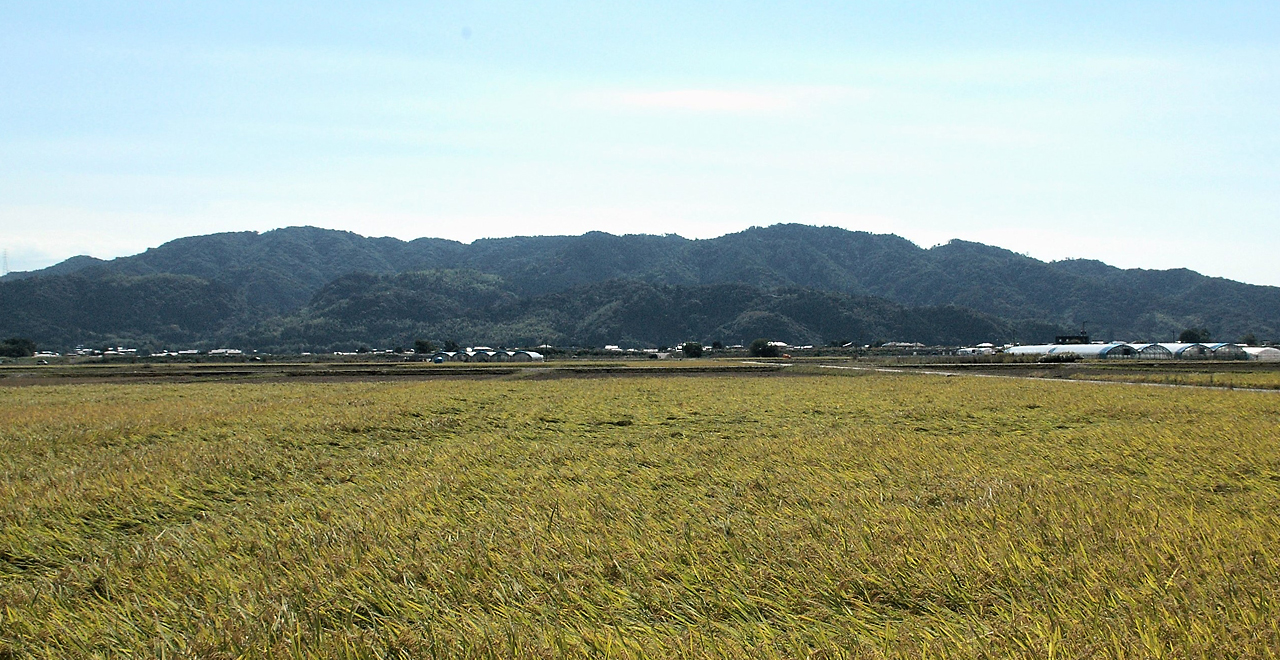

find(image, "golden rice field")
[1067,368,1280,390]
[2,373,1280,658]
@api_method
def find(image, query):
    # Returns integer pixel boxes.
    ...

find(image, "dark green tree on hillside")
[748,338,781,358]
[1179,328,1211,343]
[1240,332,1258,346]
[414,339,436,354]
[0,337,36,357]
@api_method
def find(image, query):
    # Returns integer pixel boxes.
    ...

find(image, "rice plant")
[2,374,1278,657]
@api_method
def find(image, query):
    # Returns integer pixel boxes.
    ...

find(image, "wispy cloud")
[581,86,861,114]
[614,89,794,113]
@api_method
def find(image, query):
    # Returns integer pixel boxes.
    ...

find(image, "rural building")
[510,351,545,362]
[1243,346,1280,361]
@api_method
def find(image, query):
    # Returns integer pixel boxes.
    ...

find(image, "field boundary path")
[2,358,1275,391]
[0,361,788,386]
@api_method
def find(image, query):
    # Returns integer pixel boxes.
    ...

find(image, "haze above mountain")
[2,224,1276,351]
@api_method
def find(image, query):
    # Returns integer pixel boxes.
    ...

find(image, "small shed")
[510,351,545,362]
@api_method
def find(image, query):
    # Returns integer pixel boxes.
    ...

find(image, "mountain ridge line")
[2,223,1276,351]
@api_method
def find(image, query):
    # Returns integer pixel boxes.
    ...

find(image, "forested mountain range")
[2,224,1276,351]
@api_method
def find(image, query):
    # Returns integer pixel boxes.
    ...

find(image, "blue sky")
[3,2,1278,285]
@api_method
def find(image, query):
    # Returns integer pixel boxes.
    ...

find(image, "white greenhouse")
[1156,343,1211,359]
[1005,343,1138,359]
[1130,343,1174,360]
[1205,343,1248,360]
[1243,346,1280,362]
